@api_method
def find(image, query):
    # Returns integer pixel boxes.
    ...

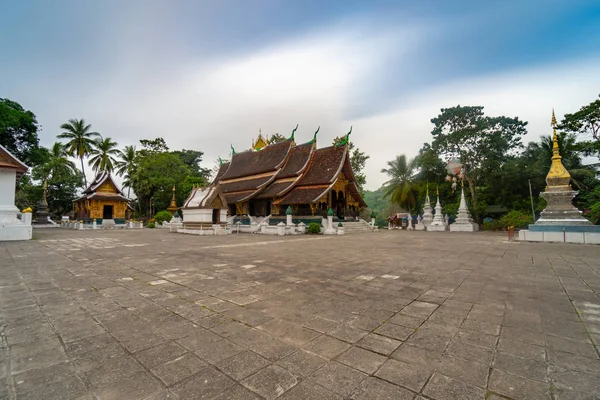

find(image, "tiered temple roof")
[75,171,129,202]
[213,132,367,208]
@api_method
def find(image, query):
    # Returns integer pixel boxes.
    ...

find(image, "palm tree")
[116,145,136,198]
[381,154,420,212]
[89,137,120,173]
[39,142,78,181]
[58,119,100,187]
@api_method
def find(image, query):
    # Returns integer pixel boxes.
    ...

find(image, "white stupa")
[450,182,479,232]
[415,184,434,231]
[427,187,448,232]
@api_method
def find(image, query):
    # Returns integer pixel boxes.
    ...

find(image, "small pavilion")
[181,184,228,229]
[73,171,129,221]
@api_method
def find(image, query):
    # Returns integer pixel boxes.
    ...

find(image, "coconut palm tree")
[58,119,100,187]
[38,142,78,181]
[89,137,120,173]
[115,145,136,198]
[381,154,420,212]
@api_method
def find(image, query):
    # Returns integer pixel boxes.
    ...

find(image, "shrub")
[147,222,156,229]
[482,220,503,231]
[154,210,172,225]
[498,210,532,229]
[307,222,321,234]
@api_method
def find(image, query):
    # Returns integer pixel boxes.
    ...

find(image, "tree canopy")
[58,118,100,187]
[430,105,528,220]
[0,98,44,166]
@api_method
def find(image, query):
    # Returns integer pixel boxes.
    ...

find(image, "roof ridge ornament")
[336,126,352,147]
[231,144,236,156]
[290,124,298,142]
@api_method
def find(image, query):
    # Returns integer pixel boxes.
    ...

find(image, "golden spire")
[167,185,178,215]
[253,128,268,151]
[545,109,571,190]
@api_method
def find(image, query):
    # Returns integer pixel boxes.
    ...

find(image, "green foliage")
[431,105,528,221]
[0,98,44,166]
[130,151,191,214]
[58,118,100,187]
[307,222,321,234]
[587,202,600,225]
[331,137,370,190]
[172,149,211,179]
[381,154,419,212]
[267,133,287,144]
[498,210,533,229]
[482,220,503,231]
[147,222,155,229]
[154,210,172,225]
[116,145,136,198]
[89,137,119,173]
[129,138,209,217]
[560,94,600,141]
[139,138,169,154]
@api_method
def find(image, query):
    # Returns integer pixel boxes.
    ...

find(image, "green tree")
[332,137,370,189]
[172,149,211,179]
[560,95,600,140]
[139,137,169,155]
[58,118,100,187]
[34,142,78,182]
[0,98,44,166]
[267,133,287,144]
[89,137,119,173]
[26,143,83,218]
[129,151,193,216]
[430,105,528,221]
[381,155,420,212]
[116,145,136,198]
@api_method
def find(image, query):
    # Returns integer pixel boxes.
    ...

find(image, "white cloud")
[355,57,600,189]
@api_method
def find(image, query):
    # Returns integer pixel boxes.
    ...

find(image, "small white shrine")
[178,184,230,235]
[450,183,479,232]
[415,186,434,231]
[0,144,32,241]
[427,188,448,232]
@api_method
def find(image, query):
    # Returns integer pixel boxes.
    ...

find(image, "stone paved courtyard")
[1,229,599,400]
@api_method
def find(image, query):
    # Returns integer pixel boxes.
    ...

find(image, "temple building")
[73,171,129,221]
[213,128,367,219]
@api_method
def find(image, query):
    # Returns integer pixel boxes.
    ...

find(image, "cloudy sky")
[1,0,599,189]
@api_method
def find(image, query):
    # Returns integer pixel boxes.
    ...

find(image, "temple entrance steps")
[341,219,376,233]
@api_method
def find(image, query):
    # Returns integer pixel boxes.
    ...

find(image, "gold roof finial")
[545,109,571,190]
[167,185,178,214]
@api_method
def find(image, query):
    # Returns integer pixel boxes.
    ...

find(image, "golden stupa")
[545,109,571,190]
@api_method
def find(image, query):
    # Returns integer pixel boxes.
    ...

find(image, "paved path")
[1,229,599,399]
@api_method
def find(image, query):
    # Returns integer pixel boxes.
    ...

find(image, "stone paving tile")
[349,377,416,400]
[309,361,368,397]
[302,335,351,359]
[150,353,207,386]
[328,324,368,343]
[423,373,486,400]
[242,365,298,399]
[336,346,387,374]
[134,341,188,369]
[279,381,342,400]
[3,230,600,399]
[489,368,552,399]
[171,367,234,399]
[375,358,433,392]
[216,350,270,380]
[276,349,327,377]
